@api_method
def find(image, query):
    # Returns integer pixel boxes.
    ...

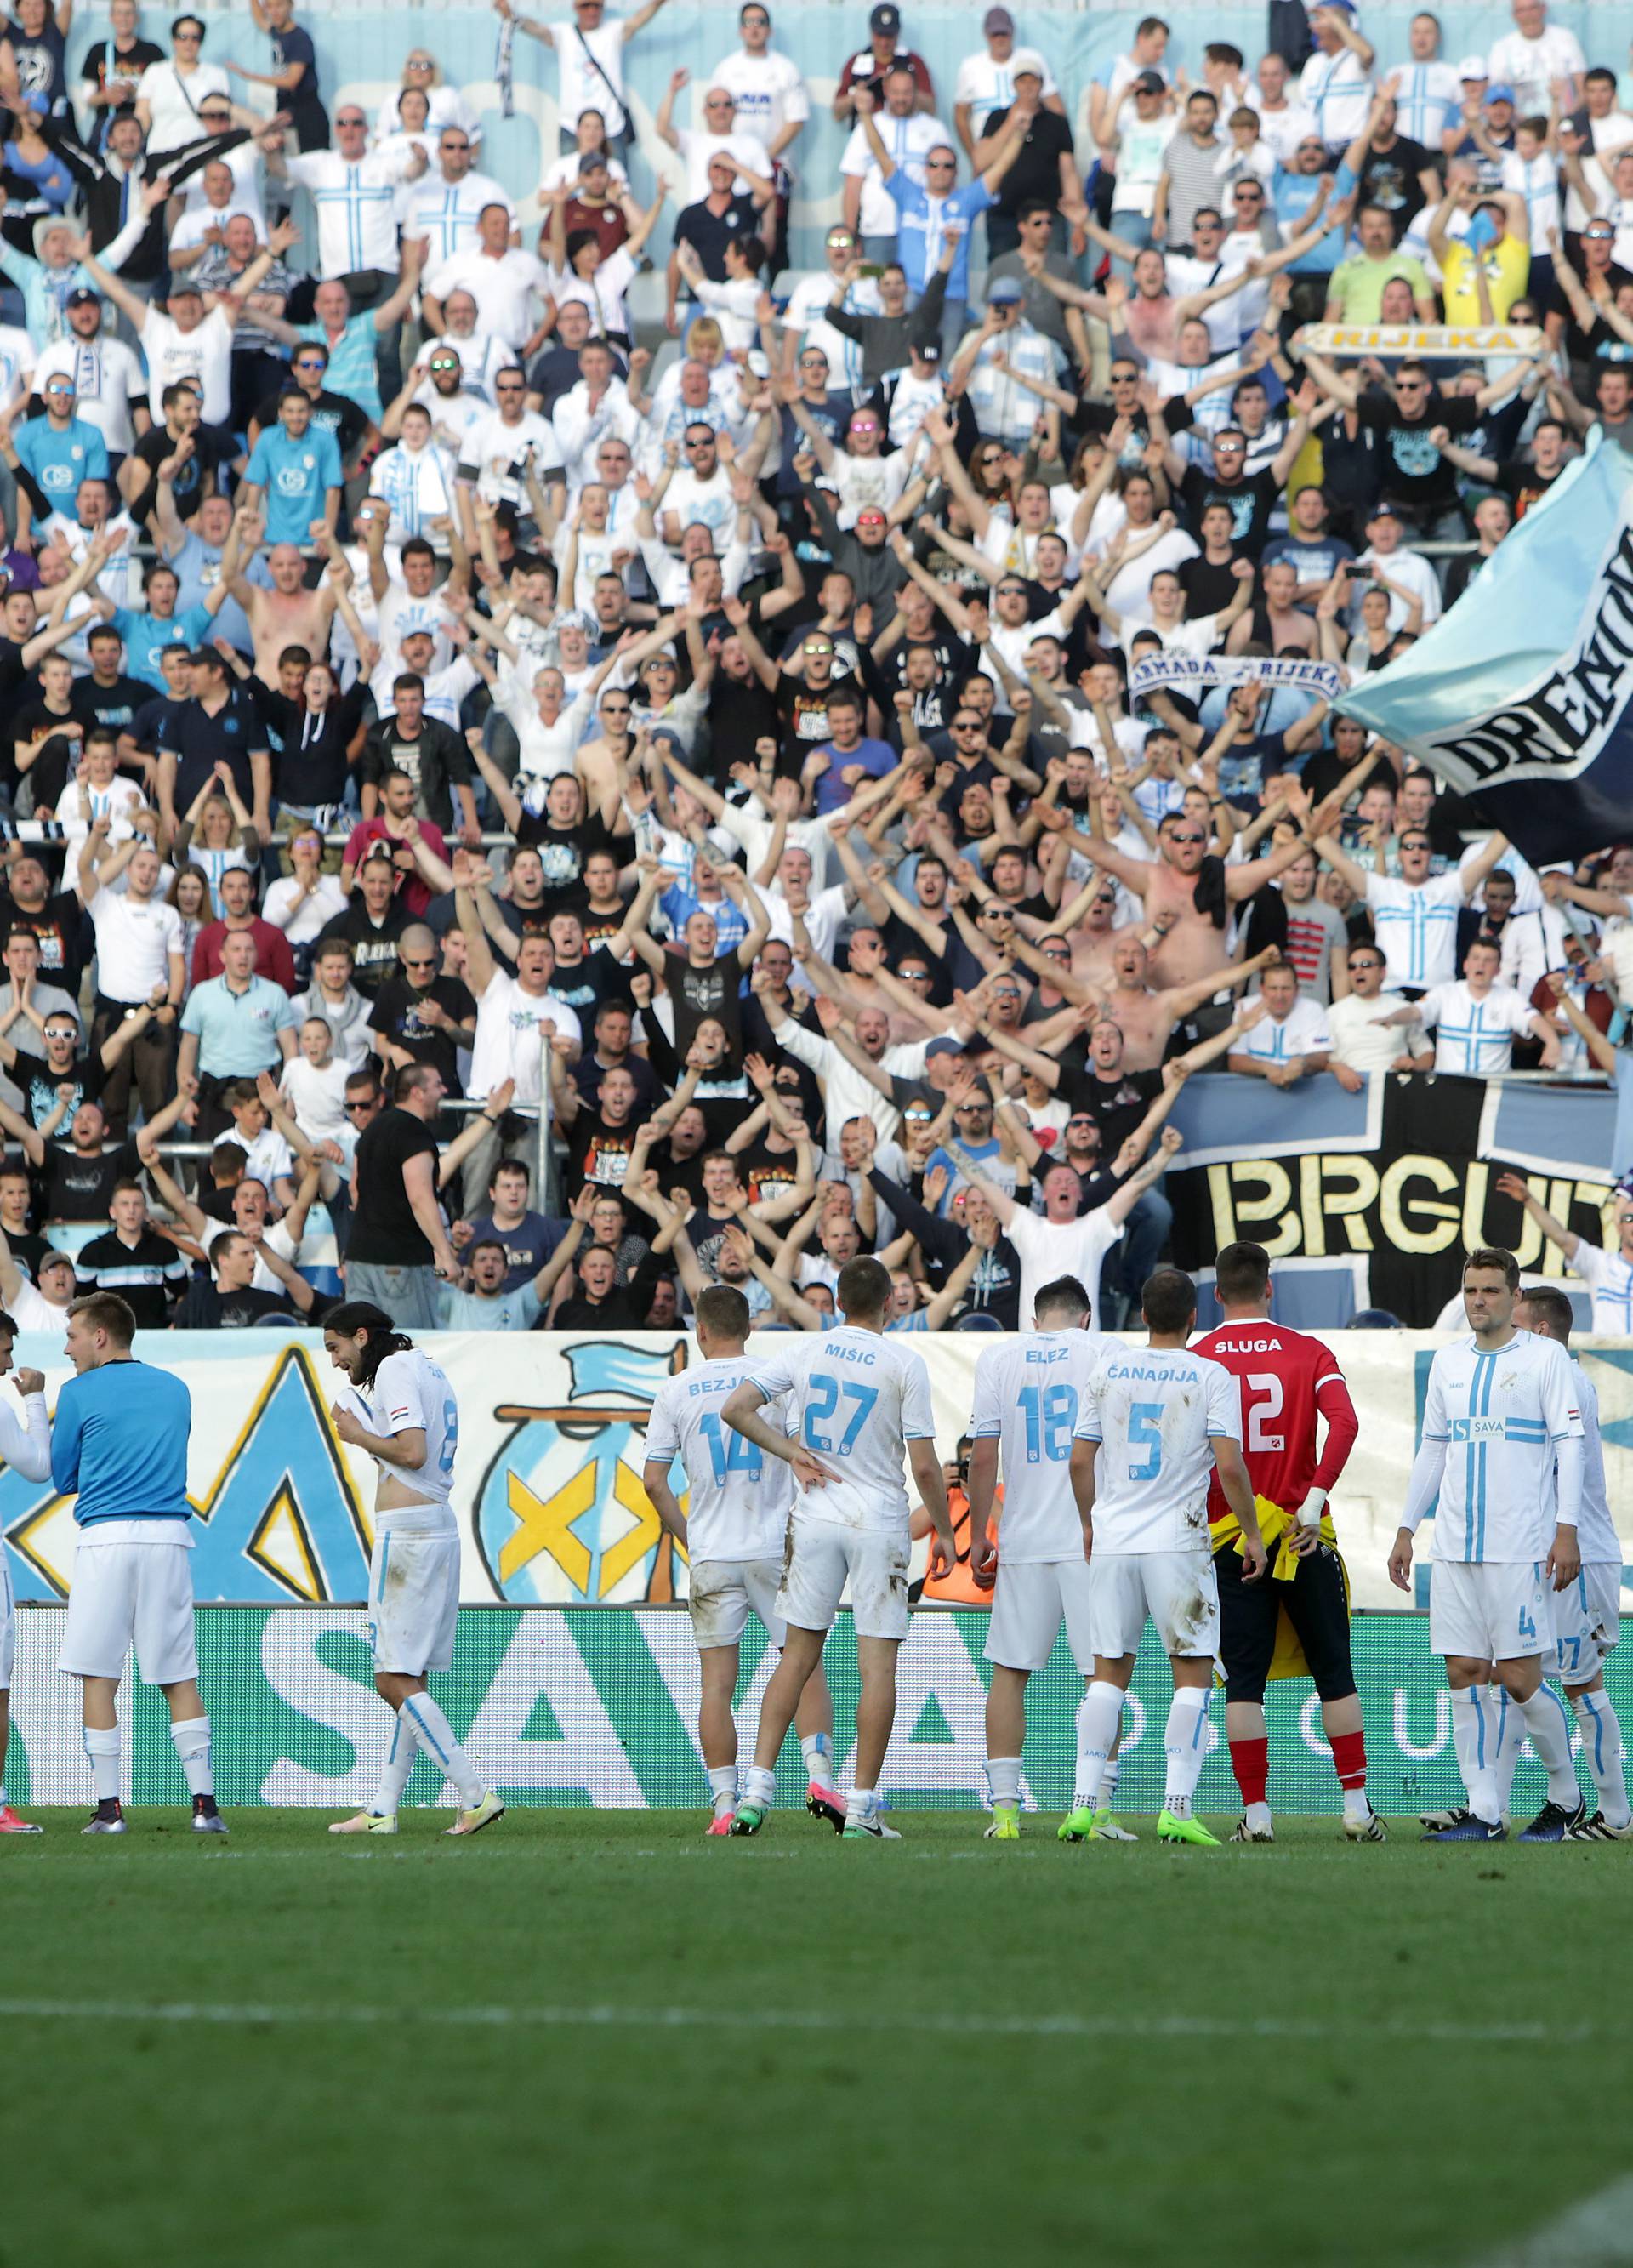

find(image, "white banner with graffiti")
[3,1331,1631,1616]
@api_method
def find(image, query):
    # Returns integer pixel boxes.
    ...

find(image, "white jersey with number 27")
[1074,1347,1241,1554]
[645,1355,794,1564]
[970,1328,1117,1563]
[745,1325,936,1534]
[366,1348,459,1533]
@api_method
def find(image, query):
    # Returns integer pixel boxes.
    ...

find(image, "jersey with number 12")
[644,1355,794,1563]
[1192,1320,1353,1524]
[745,1325,936,1534]
[970,1329,1117,1562]
[368,1348,458,1531]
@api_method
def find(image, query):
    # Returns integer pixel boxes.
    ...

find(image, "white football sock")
[1073,1680,1124,1813]
[801,1732,834,1787]
[83,1725,121,1804]
[1573,1690,1630,1827]
[1162,1688,1210,1819]
[1246,1801,1273,1834]
[742,1763,777,1809]
[1490,1685,1521,1815]
[1517,1683,1579,1809]
[371,1707,419,1816]
[707,1764,738,1815]
[403,1693,483,1809]
[1449,1685,1499,1822]
[985,1756,1022,1809]
[169,1716,213,1800]
[845,1785,876,1820]
[1101,1755,1119,1812]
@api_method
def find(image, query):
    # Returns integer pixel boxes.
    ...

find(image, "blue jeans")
[343,1259,444,1330]
[1108,208,1153,284]
[1614,1054,1633,1182]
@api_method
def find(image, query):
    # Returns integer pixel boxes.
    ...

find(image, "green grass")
[2,1805,1627,2268]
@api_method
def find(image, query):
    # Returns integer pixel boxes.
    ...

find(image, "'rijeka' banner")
[1293,322,1545,359]
[1334,433,1633,864]
[1129,653,1342,700]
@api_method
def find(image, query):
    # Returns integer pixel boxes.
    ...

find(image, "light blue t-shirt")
[51,1359,192,1527]
[109,602,214,692]
[243,423,344,544]
[14,412,110,505]
[436,1281,543,1331]
[179,974,298,1076]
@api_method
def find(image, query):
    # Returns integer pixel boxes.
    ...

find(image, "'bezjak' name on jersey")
[685,1376,734,1399]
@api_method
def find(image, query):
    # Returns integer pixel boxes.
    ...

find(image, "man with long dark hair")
[323,1301,504,1838]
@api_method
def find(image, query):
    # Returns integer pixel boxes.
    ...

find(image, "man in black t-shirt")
[0,852,88,991]
[344,1061,456,1326]
[315,850,412,999]
[74,1178,187,1327]
[976,71,1084,259]
[1169,422,1306,557]
[177,1227,312,1328]
[125,387,237,527]
[367,925,476,1091]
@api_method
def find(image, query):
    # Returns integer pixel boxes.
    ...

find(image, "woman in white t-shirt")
[172,776,256,916]
[264,827,347,954]
[542,187,667,346]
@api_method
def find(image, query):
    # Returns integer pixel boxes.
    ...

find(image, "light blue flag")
[1333,433,1633,862]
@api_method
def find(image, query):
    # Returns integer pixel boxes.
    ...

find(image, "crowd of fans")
[0,0,1627,1338]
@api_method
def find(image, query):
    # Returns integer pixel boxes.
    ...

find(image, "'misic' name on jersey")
[745,1325,936,1533]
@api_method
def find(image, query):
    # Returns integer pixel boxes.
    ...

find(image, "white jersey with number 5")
[1074,1347,1240,1553]
[367,1348,459,1532]
[645,1356,794,1563]
[970,1329,1116,1563]
[745,1325,935,1534]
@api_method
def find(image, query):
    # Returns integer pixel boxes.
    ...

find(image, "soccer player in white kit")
[0,1309,52,1833]
[642,1284,844,1836]
[966,1273,1133,1844]
[721,1256,957,1840]
[323,1302,504,1838]
[1389,1249,1586,1843]
[1067,1267,1267,1848]
[1511,1290,1630,1839]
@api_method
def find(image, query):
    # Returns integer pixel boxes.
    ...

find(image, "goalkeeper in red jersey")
[1192,1241,1384,1843]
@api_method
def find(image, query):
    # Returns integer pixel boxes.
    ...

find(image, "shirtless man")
[1225,556,1319,657]
[1053,802,1314,989]
[1097,933,1279,1070]
[221,511,344,686]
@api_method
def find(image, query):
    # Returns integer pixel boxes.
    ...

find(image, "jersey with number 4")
[745,1325,936,1534]
[367,1348,458,1533]
[1074,1347,1240,1553]
[1193,1320,1354,1524]
[1420,1331,1581,1564]
[645,1356,794,1563]
[970,1329,1116,1562]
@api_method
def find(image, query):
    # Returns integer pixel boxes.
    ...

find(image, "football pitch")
[3,1809,1626,2267]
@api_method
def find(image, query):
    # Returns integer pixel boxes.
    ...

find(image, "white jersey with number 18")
[745,1325,936,1535]
[1073,1347,1241,1554]
[645,1355,794,1564]
[970,1329,1117,1563]
[367,1348,459,1532]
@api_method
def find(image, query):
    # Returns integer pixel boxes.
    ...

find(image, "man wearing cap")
[398,123,515,266]
[840,60,953,263]
[834,3,936,125]
[1487,0,1582,120]
[0,214,99,345]
[849,86,1027,359]
[953,276,1067,447]
[955,8,1066,157]
[1299,2,1377,151]
[30,288,147,466]
[974,47,1086,258]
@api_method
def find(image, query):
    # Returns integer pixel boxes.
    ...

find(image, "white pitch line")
[1478,2177,1633,2267]
[0,1997,1602,2049]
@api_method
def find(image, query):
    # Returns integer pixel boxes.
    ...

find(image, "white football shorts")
[985,1558,1095,1674]
[367,1529,460,1677]
[1430,1559,1548,1662]
[1088,1548,1220,1661]
[58,1537,198,1685]
[777,1514,910,1643]
[687,1556,787,1651]
[0,1559,13,1690]
[1550,1562,1622,1687]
